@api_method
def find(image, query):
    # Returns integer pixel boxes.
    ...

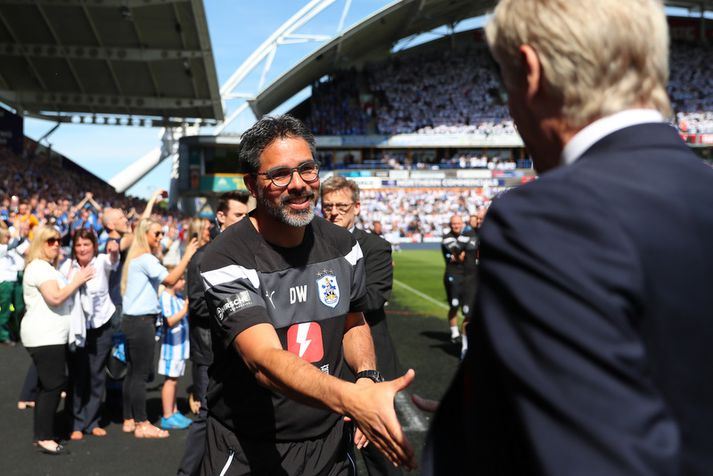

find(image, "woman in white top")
[21,225,94,455]
[120,218,197,439]
[60,228,119,442]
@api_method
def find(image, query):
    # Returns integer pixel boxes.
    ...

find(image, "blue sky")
[21,2,703,199]
[22,0,393,198]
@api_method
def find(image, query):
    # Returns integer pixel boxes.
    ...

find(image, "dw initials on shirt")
[289,285,308,304]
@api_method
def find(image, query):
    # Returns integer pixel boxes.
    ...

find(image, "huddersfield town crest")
[316,274,340,308]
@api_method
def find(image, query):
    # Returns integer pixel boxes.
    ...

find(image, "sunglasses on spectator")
[46,237,60,245]
[153,231,164,238]
[252,161,319,188]
[322,202,354,213]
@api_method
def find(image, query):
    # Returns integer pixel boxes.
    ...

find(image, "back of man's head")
[238,115,316,175]
[485,0,671,128]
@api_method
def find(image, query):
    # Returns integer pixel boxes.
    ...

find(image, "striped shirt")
[158,291,189,362]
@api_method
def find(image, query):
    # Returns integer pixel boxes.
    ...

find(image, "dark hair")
[238,115,316,174]
[71,228,98,260]
[216,191,250,214]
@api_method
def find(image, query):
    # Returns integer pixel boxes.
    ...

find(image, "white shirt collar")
[561,109,664,165]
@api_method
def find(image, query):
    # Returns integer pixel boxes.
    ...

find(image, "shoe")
[160,412,191,430]
[70,431,83,441]
[35,441,69,456]
[450,335,462,344]
[0,340,16,347]
[174,412,193,427]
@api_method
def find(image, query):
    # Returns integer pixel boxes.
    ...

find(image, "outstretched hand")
[344,369,418,470]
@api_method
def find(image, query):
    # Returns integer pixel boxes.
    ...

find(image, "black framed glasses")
[322,202,354,213]
[253,161,320,188]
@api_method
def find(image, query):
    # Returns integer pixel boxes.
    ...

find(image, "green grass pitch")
[389,249,449,319]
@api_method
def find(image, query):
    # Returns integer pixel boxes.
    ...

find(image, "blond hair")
[187,218,210,246]
[25,225,61,268]
[120,218,159,295]
[485,0,671,128]
[320,176,360,202]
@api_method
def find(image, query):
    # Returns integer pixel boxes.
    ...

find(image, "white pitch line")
[395,392,428,432]
[393,279,449,310]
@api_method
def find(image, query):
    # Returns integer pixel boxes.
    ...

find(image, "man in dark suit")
[321,176,403,476]
[424,0,713,475]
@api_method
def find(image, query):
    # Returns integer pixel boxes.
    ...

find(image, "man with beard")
[199,115,416,475]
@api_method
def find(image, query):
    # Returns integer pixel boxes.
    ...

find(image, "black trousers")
[26,344,68,441]
[201,417,354,476]
[121,315,156,423]
[176,362,209,476]
[69,320,113,432]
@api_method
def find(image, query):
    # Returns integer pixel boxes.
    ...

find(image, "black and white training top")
[200,215,367,441]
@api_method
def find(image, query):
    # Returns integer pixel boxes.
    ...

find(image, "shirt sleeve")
[200,260,270,350]
[140,254,169,283]
[26,260,57,288]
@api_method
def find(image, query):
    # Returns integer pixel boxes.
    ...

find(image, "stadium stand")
[302,39,713,142]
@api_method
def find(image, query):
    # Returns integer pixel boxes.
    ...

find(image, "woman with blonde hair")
[120,218,197,439]
[21,225,95,454]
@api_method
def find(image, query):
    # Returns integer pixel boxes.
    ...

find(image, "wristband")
[355,370,384,383]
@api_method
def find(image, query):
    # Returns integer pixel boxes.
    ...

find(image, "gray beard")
[257,187,315,228]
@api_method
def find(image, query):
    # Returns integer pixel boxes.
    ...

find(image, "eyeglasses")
[322,202,354,213]
[46,237,60,245]
[252,161,319,188]
[153,231,164,238]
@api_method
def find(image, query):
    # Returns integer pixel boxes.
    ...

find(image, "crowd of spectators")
[367,47,515,137]
[318,151,527,171]
[0,146,188,251]
[305,71,370,135]
[349,187,494,244]
[669,43,713,134]
[303,40,713,138]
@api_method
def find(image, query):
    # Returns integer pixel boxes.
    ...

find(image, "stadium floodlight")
[110,0,356,193]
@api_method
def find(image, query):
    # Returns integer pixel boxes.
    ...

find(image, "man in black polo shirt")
[177,190,250,476]
[199,115,416,475]
[441,215,478,347]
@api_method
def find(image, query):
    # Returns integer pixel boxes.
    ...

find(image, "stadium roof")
[0,0,223,127]
[250,0,713,118]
